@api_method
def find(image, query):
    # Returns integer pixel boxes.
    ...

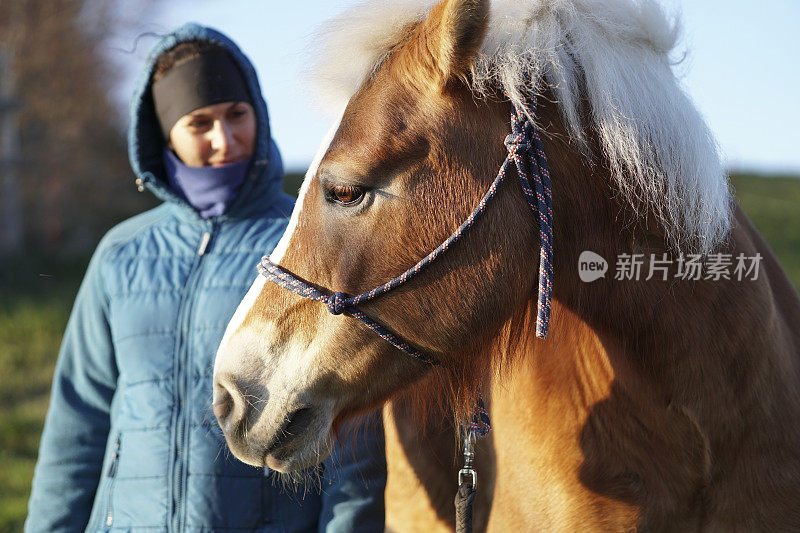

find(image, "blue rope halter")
[257,93,553,437]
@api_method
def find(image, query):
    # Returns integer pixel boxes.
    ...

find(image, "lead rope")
[257,93,552,533]
[454,95,552,532]
[455,396,491,532]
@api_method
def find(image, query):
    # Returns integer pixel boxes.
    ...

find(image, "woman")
[25,23,385,532]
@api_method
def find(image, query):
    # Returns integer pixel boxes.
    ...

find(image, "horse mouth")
[262,406,319,471]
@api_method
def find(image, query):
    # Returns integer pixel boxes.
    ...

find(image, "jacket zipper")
[172,223,214,532]
[197,231,211,256]
[105,435,122,527]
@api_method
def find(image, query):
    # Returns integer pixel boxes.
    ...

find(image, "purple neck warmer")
[163,148,251,219]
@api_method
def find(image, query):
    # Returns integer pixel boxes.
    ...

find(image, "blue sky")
[111,1,800,174]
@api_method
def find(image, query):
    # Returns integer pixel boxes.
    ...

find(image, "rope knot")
[504,132,530,155]
[326,292,348,315]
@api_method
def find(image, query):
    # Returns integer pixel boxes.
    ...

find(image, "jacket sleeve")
[25,246,118,532]
[319,410,387,532]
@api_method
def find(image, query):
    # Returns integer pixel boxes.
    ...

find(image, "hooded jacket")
[25,24,385,532]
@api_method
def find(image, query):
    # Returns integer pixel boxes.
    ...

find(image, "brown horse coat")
[213,0,800,530]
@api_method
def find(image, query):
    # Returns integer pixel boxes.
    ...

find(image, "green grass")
[731,174,800,292]
[0,173,798,530]
[0,256,84,533]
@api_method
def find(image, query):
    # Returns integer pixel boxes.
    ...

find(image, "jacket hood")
[128,23,284,219]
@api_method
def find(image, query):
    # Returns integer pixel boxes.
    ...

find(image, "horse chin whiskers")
[269,459,329,498]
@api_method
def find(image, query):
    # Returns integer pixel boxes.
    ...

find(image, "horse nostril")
[213,383,234,430]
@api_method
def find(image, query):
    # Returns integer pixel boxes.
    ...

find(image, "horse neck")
[495,92,800,454]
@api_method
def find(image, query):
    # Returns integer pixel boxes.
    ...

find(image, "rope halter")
[257,92,554,435]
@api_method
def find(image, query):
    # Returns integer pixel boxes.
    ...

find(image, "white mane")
[310,0,731,253]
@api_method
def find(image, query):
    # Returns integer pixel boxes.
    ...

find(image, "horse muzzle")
[212,371,335,472]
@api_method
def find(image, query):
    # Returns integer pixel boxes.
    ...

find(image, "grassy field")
[0,257,87,532]
[731,174,800,289]
[0,173,798,531]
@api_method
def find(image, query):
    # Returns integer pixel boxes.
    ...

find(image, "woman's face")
[168,101,256,167]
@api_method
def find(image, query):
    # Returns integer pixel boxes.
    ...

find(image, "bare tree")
[0,5,24,254]
[0,0,159,256]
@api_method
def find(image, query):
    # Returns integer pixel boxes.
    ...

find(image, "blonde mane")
[310,0,731,253]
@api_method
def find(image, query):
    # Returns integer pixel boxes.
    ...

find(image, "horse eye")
[328,185,365,206]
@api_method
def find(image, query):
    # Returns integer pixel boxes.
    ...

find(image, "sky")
[109,0,800,174]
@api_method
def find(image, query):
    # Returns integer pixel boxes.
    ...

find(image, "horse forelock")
[309,0,732,255]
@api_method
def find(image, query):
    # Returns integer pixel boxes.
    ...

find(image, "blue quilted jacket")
[25,23,385,532]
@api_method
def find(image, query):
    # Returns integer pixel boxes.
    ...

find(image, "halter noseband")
[257,92,553,437]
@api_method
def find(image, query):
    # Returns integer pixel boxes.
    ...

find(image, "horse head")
[211,0,547,471]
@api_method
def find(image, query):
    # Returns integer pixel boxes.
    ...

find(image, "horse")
[212,0,800,530]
